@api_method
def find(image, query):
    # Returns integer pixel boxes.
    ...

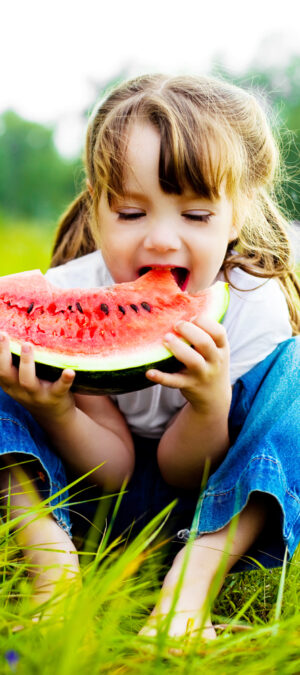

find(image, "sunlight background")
[1,0,299,157]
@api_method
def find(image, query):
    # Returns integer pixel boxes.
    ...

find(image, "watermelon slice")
[0,269,229,394]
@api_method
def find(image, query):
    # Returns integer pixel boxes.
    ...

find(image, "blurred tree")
[0,71,128,225]
[212,54,300,220]
[0,111,81,222]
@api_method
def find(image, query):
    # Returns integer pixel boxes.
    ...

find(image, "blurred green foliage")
[0,111,81,222]
[213,54,300,219]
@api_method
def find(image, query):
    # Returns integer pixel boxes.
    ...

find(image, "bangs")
[156,114,239,199]
[91,92,245,204]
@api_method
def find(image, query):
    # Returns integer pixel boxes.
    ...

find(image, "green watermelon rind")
[10,339,173,371]
[9,281,229,394]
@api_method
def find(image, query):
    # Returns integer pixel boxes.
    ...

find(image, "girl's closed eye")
[117,209,146,220]
[183,211,212,222]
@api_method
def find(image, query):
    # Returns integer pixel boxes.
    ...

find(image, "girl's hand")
[0,332,76,422]
[146,316,232,415]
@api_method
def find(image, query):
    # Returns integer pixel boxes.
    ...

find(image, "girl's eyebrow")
[121,188,210,199]
[122,190,145,198]
[115,190,148,203]
[178,193,216,206]
[113,189,218,206]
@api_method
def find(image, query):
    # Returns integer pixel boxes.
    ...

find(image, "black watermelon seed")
[27,302,34,314]
[118,305,126,315]
[76,302,83,313]
[141,302,151,312]
[68,305,73,311]
[100,303,109,315]
[130,304,139,313]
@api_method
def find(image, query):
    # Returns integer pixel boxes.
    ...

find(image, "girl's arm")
[39,392,135,491]
[157,399,230,489]
[147,316,232,489]
[0,334,134,491]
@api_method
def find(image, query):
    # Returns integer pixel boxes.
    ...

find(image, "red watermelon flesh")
[0,269,229,393]
[0,269,227,356]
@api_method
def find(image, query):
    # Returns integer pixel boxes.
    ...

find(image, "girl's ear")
[86,179,94,196]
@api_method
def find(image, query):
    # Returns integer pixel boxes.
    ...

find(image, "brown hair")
[51,73,300,333]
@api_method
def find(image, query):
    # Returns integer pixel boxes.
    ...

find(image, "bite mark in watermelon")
[0,269,229,394]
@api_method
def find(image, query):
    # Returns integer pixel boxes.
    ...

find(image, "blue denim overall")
[0,337,299,571]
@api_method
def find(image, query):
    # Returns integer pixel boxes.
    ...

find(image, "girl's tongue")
[138,266,190,290]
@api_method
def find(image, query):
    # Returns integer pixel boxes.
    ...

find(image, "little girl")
[0,74,299,639]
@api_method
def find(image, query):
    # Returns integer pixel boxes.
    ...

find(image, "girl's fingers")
[0,332,12,366]
[51,369,76,396]
[0,332,18,384]
[146,368,190,390]
[189,316,228,349]
[18,343,39,391]
[163,333,206,373]
[174,322,219,362]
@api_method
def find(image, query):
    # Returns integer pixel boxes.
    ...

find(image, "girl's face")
[97,122,238,293]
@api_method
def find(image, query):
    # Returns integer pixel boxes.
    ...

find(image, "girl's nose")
[143,224,181,253]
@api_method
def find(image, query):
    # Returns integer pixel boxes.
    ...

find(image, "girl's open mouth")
[138,266,190,291]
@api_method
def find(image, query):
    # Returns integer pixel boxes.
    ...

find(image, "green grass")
[0,218,55,276]
[0,483,299,675]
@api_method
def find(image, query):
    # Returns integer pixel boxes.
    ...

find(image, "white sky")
[1,0,299,156]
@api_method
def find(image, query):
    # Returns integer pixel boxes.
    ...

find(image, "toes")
[140,612,217,643]
[168,614,217,640]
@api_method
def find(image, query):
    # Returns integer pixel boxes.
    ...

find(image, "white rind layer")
[210,281,230,322]
[9,339,173,371]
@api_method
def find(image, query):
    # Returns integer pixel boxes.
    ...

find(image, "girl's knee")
[0,454,49,525]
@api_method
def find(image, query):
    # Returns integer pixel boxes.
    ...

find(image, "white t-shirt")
[45,251,292,438]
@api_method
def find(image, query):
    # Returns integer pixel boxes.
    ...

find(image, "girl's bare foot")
[140,493,269,644]
[140,541,218,641]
